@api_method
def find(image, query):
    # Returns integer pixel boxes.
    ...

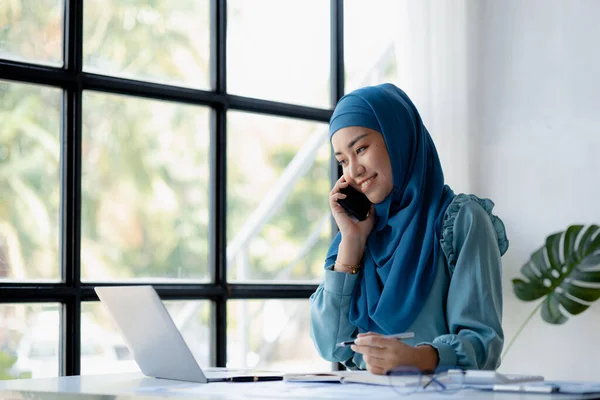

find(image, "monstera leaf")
[512,224,600,324]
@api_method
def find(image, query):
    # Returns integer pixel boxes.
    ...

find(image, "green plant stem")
[501,300,544,361]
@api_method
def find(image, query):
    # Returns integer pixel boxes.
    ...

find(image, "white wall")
[473,0,600,381]
[393,0,473,193]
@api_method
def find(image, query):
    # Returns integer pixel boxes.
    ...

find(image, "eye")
[337,159,347,166]
[356,146,367,154]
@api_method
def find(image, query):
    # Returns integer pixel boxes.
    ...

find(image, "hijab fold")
[326,83,455,334]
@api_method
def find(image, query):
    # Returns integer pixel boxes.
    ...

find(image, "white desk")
[0,371,597,399]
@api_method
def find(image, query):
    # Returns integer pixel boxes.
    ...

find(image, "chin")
[367,187,393,204]
[367,193,385,204]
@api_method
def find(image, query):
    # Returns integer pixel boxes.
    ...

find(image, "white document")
[284,370,428,387]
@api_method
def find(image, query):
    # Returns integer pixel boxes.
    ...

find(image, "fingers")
[329,178,353,219]
[357,331,380,338]
[329,176,349,196]
[363,355,394,375]
[351,344,386,360]
[329,177,347,207]
[329,191,346,203]
[353,332,419,375]
[366,364,387,375]
[354,335,391,349]
[329,194,347,217]
[356,346,397,376]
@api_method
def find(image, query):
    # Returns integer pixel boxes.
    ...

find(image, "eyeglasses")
[385,366,464,396]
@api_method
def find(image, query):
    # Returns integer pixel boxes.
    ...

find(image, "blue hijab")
[326,83,455,335]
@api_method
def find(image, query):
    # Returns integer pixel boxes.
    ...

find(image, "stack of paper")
[284,370,438,387]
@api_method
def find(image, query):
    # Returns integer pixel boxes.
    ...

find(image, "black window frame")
[0,0,345,375]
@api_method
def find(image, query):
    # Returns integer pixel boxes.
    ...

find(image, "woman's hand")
[329,176,376,245]
[350,332,438,375]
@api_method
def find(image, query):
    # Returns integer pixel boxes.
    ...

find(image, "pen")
[336,331,415,347]
[225,376,283,382]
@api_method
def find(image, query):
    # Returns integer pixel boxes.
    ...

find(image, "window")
[344,0,400,93]
[0,0,64,66]
[80,92,211,281]
[227,0,330,107]
[0,0,345,378]
[227,112,331,282]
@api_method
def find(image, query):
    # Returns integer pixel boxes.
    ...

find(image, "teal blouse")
[309,194,509,370]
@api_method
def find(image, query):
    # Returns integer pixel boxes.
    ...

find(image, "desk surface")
[0,371,597,400]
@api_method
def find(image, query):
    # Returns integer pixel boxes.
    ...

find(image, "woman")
[309,83,508,375]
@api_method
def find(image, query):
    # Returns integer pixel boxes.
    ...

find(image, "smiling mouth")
[358,174,377,192]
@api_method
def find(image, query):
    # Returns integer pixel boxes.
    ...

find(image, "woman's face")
[331,126,394,204]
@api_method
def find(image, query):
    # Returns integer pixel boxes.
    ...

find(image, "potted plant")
[504,224,600,358]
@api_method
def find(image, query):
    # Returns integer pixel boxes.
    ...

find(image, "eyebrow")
[334,133,369,156]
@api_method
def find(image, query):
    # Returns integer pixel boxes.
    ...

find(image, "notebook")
[448,369,544,385]
[285,369,544,387]
[95,286,283,383]
[284,371,439,386]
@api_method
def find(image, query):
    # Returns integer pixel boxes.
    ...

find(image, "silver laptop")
[95,285,282,383]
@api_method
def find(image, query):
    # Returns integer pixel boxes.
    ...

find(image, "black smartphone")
[337,185,371,221]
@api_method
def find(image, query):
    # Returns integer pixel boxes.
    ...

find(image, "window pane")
[0,304,60,380]
[227,0,330,108]
[83,0,210,89]
[81,92,210,281]
[0,0,64,66]
[81,301,210,374]
[227,300,329,371]
[227,112,331,282]
[0,80,61,281]
[344,0,399,93]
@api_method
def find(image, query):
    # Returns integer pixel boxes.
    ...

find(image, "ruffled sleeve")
[422,194,507,369]
[440,193,509,274]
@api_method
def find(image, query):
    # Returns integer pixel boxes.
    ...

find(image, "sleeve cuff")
[324,268,359,296]
[424,342,457,369]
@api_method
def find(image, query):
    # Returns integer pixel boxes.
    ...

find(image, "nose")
[348,159,365,180]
